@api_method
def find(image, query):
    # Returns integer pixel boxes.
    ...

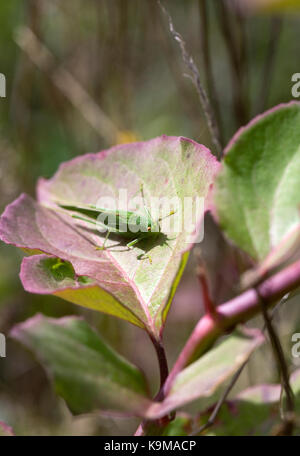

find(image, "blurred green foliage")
[0,0,300,435]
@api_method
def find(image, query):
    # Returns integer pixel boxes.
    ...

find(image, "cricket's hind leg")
[95,229,111,250]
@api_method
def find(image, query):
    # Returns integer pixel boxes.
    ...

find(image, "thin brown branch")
[158,0,222,159]
[190,296,288,435]
[14,26,120,145]
[259,295,294,433]
[149,1,201,129]
[164,259,300,397]
[191,361,247,435]
[149,335,169,394]
[135,334,170,436]
[198,0,223,146]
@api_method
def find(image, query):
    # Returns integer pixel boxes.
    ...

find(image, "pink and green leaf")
[146,328,264,419]
[198,369,300,436]
[0,136,219,338]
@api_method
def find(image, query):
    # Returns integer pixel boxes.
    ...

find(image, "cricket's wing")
[58,202,149,233]
[59,203,105,221]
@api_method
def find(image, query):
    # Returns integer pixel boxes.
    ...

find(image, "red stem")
[149,335,169,395]
[197,265,216,317]
[163,259,300,396]
[134,335,170,435]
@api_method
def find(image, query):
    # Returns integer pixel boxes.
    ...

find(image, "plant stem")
[198,0,223,148]
[259,296,294,430]
[191,361,247,435]
[149,334,169,395]
[136,258,300,436]
[149,1,204,133]
[134,335,170,436]
[163,258,300,397]
[15,26,120,145]
[158,0,222,159]
[197,263,217,317]
[190,297,287,435]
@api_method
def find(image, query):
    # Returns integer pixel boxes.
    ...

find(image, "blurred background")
[0,0,300,435]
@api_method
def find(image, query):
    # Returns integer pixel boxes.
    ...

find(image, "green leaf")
[10,315,150,416]
[199,369,300,436]
[146,328,264,419]
[143,414,193,436]
[197,400,279,436]
[214,102,300,263]
[161,414,193,436]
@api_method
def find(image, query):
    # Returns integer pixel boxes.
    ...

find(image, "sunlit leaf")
[0,136,219,338]
[214,102,300,263]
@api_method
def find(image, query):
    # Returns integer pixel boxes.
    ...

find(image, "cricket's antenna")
[140,182,147,208]
[139,182,153,221]
[158,209,176,222]
[72,214,97,225]
[140,182,145,199]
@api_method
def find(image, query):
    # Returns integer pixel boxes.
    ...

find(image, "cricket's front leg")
[126,237,141,249]
[127,236,152,264]
[95,229,111,250]
[126,233,149,249]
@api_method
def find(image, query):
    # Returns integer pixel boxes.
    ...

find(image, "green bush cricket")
[58,185,176,263]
